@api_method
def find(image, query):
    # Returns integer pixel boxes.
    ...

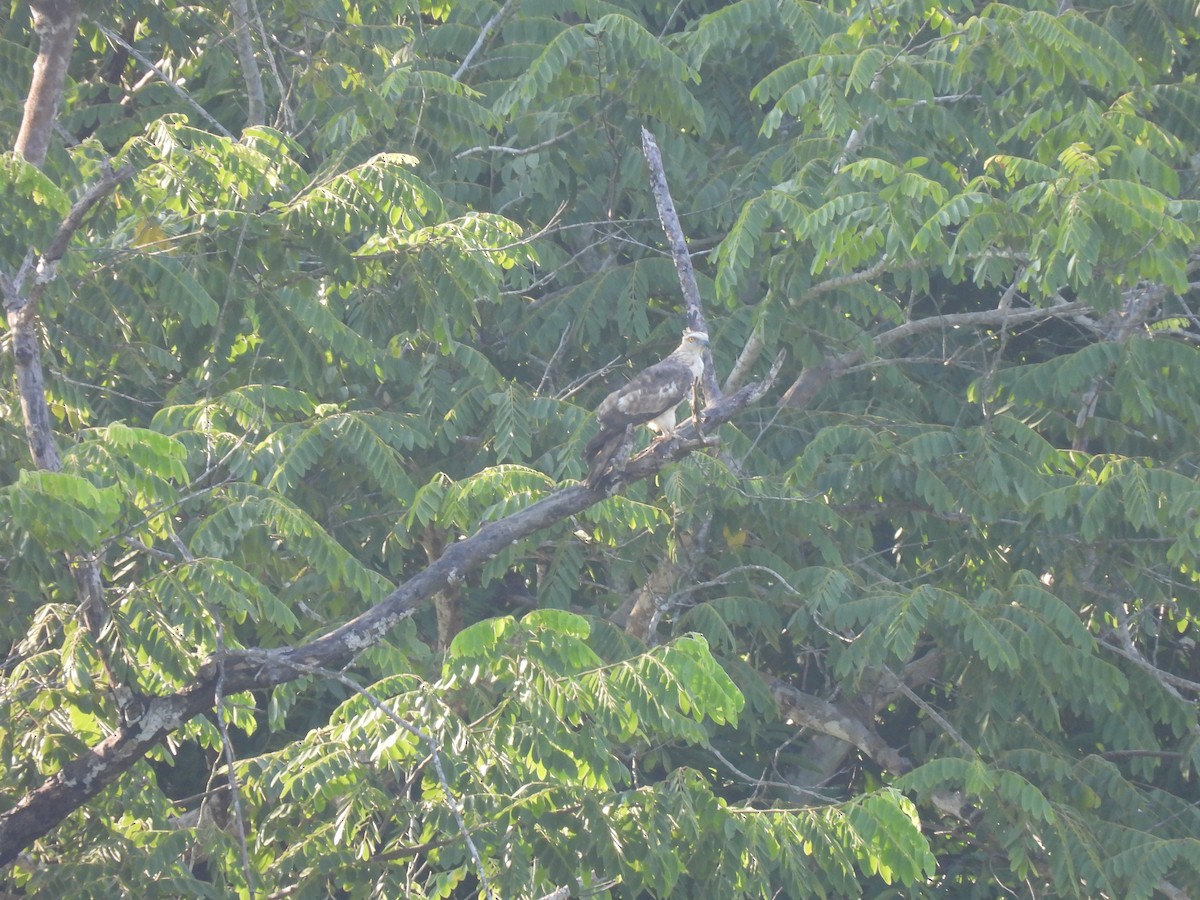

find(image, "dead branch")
[640,127,722,403]
[452,0,515,81]
[0,351,785,866]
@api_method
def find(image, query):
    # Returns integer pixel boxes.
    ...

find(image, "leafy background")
[3,0,1200,896]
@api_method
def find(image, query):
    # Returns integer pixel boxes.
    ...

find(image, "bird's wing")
[595,358,694,431]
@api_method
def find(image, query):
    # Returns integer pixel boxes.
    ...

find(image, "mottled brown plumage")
[585,331,708,485]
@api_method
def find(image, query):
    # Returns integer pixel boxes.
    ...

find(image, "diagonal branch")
[452,0,516,81]
[3,165,135,650]
[5,162,136,324]
[88,18,234,138]
[0,353,785,866]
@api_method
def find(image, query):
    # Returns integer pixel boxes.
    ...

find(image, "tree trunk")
[14,0,82,168]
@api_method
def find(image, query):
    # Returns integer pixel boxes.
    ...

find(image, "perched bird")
[585,330,709,485]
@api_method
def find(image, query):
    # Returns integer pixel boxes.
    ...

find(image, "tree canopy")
[3,0,1200,897]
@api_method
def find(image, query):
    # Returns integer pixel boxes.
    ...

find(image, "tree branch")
[3,164,134,645]
[770,678,912,777]
[88,18,234,138]
[624,516,711,643]
[0,353,785,865]
[778,300,1091,409]
[7,6,135,662]
[14,0,82,168]
[452,0,515,81]
[230,0,266,126]
[640,127,722,402]
[723,322,764,394]
[5,162,136,324]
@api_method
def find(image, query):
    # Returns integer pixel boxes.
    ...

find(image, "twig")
[708,745,836,802]
[88,18,233,138]
[456,101,616,159]
[452,0,515,80]
[778,300,1091,408]
[556,356,623,402]
[251,0,293,130]
[535,324,572,395]
[883,666,976,758]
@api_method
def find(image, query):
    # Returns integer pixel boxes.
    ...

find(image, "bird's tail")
[585,429,631,488]
[584,429,610,464]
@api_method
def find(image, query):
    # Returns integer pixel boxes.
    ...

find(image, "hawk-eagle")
[585,330,709,485]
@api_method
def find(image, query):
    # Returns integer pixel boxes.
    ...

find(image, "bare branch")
[457,103,615,159]
[723,322,765,394]
[0,354,785,865]
[1101,606,1200,698]
[883,665,976,758]
[250,0,293,130]
[452,0,516,81]
[88,17,234,138]
[640,127,721,403]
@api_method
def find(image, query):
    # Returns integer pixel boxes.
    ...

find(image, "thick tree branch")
[14,0,82,168]
[0,354,785,866]
[3,164,133,648]
[770,678,912,777]
[723,322,764,394]
[768,656,970,820]
[5,162,136,324]
[7,7,135,660]
[624,516,711,643]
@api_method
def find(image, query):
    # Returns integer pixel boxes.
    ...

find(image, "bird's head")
[679,330,709,352]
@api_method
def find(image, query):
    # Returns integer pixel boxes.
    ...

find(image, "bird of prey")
[585,330,709,485]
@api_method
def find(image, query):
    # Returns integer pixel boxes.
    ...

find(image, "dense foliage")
[4,0,1200,896]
